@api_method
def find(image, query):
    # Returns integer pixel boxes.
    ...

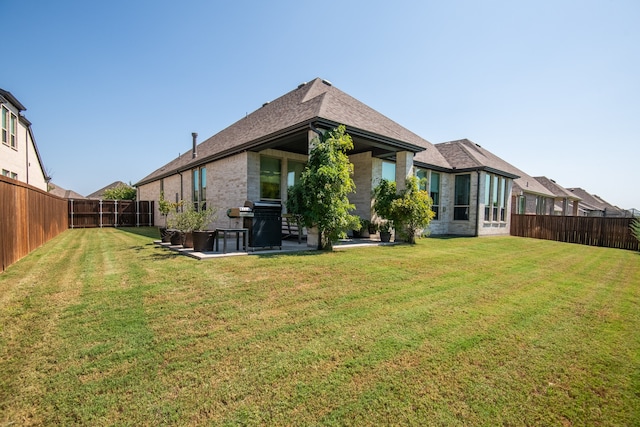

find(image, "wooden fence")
[510,214,639,251]
[68,199,154,228]
[0,176,68,272]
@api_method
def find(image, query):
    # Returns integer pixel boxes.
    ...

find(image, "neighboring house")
[48,182,86,199]
[533,177,581,216]
[566,187,628,217]
[135,78,529,240]
[86,181,130,199]
[0,88,49,191]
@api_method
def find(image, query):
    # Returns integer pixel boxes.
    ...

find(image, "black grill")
[242,201,282,249]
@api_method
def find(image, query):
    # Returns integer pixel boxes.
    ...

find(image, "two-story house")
[0,89,49,191]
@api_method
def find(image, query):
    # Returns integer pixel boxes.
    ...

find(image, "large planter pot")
[380,231,392,243]
[182,231,193,248]
[160,227,172,243]
[169,230,182,245]
[192,230,215,252]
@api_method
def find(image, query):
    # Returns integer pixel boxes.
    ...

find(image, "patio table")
[215,228,248,253]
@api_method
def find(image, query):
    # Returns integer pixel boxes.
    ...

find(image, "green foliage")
[286,125,360,250]
[631,217,640,246]
[167,202,217,232]
[102,183,136,200]
[373,176,435,244]
[158,192,172,227]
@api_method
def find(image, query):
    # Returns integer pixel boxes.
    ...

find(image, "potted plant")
[368,221,379,235]
[379,221,392,242]
[352,217,370,238]
[191,204,218,252]
[373,179,398,242]
[158,192,173,242]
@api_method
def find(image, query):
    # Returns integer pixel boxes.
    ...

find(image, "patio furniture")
[215,228,248,253]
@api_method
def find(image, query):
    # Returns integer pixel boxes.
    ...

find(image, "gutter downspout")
[475,170,481,237]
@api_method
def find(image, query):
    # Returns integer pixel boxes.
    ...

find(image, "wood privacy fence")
[0,176,68,272]
[68,199,154,228]
[510,214,639,251]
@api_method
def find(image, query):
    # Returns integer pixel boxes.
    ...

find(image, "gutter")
[475,170,481,237]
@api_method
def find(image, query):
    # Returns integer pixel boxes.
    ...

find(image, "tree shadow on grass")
[115,226,160,240]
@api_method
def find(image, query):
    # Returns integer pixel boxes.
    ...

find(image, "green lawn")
[1,228,638,426]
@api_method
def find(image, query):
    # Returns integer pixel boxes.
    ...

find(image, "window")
[260,156,281,200]
[415,168,428,191]
[287,160,305,188]
[10,172,17,180]
[1,106,7,145]
[500,177,507,221]
[2,169,9,177]
[454,174,471,220]
[430,172,440,220]
[492,175,500,221]
[9,113,16,148]
[382,161,396,182]
[192,166,206,210]
[484,174,491,220]
[536,196,547,215]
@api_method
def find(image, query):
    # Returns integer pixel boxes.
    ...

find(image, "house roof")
[0,88,27,111]
[48,183,85,199]
[534,177,581,200]
[136,78,451,186]
[565,187,626,215]
[433,139,555,197]
[86,181,130,199]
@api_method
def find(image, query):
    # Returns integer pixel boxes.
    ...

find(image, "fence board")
[68,199,154,228]
[510,214,639,251]
[0,176,68,272]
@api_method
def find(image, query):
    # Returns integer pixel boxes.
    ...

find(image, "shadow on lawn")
[115,226,161,239]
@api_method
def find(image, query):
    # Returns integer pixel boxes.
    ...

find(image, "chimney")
[191,132,198,159]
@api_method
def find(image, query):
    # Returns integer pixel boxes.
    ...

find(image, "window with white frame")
[1,106,8,145]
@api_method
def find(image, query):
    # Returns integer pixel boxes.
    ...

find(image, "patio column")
[395,151,414,192]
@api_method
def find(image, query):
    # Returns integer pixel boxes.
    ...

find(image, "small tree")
[103,183,136,200]
[390,176,435,243]
[286,125,360,250]
[372,176,435,244]
[158,191,172,228]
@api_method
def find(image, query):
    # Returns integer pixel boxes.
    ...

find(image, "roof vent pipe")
[191,132,198,159]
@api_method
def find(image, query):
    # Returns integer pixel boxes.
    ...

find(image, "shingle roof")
[86,181,130,199]
[0,88,27,111]
[434,139,555,198]
[136,78,450,186]
[565,187,625,215]
[534,177,581,200]
[48,183,85,199]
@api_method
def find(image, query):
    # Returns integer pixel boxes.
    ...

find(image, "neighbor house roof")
[136,78,451,186]
[49,183,85,199]
[0,88,27,111]
[534,177,581,200]
[86,181,129,199]
[565,187,626,215]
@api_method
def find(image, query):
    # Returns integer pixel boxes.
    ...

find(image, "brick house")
[135,78,528,241]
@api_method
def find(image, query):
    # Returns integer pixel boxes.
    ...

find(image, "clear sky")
[2,0,639,208]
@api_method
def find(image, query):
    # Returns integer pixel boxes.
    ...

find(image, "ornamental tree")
[373,176,435,244]
[102,183,137,200]
[286,125,360,250]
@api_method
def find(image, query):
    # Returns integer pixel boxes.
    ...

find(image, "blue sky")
[3,0,639,208]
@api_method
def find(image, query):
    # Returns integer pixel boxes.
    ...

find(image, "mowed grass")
[1,228,639,426]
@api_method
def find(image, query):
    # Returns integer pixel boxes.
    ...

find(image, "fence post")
[114,200,118,228]
[69,199,74,229]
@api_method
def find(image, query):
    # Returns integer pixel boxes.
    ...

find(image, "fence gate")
[68,200,154,228]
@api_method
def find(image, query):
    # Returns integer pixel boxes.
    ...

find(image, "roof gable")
[534,177,580,200]
[136,78,449,185]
